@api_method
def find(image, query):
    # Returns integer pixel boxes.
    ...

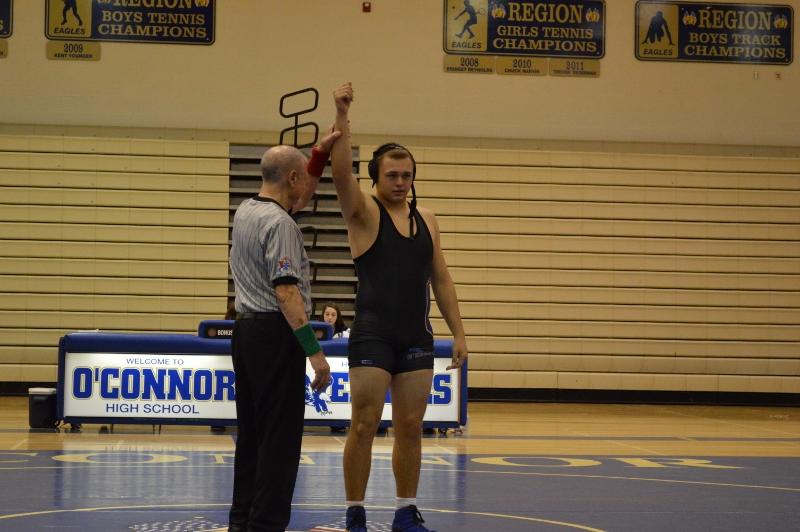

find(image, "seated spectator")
[321,302,350,338]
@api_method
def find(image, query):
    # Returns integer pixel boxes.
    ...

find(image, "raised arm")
[291,126,341,213]
[330,83,369,225]
[424,208,468,370]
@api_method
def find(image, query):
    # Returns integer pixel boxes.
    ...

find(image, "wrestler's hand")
[447,336,469,371]
[308,351,331,393]
[334,82,353,115]
[316,124,341,153]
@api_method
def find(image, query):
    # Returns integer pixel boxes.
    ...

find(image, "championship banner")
[444,0,605,58]
[45,0,215,45]
[636,1,793,64]
[0,0,11,38]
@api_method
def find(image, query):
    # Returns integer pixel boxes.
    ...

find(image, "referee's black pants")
[229,315,306,532]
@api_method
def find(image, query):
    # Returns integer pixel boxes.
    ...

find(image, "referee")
[228,139,337,532]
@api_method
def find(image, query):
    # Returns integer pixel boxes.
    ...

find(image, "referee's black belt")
[238,311,282,320]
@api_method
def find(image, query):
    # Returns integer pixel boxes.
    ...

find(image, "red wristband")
[306,146,329,178]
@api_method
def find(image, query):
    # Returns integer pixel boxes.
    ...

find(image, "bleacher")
[359,144,800,395]
[1,132,798,396]
[0,134,230,383]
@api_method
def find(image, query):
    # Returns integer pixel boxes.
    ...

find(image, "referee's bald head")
[260,145,307,184]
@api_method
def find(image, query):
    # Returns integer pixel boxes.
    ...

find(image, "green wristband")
[294,323,322,356]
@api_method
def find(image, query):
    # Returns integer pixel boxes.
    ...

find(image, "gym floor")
[0,399,798,531]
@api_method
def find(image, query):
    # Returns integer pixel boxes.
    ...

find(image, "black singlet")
[348,197,435,373]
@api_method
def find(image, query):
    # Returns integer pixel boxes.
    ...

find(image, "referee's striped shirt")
[230,196,312,315]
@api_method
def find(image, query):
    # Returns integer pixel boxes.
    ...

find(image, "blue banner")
[45,0,215,45]
[636,1,793,64]
[0,0,11,38]
[444,0,605,58]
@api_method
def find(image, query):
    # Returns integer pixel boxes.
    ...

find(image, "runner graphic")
[642,10,674,45]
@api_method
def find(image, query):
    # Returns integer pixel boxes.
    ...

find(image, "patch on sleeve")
[277,256,293,275]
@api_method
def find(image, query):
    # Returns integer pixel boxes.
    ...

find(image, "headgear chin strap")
[368,143,418,239]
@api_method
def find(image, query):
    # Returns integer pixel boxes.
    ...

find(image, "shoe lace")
[412,507,425,524]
